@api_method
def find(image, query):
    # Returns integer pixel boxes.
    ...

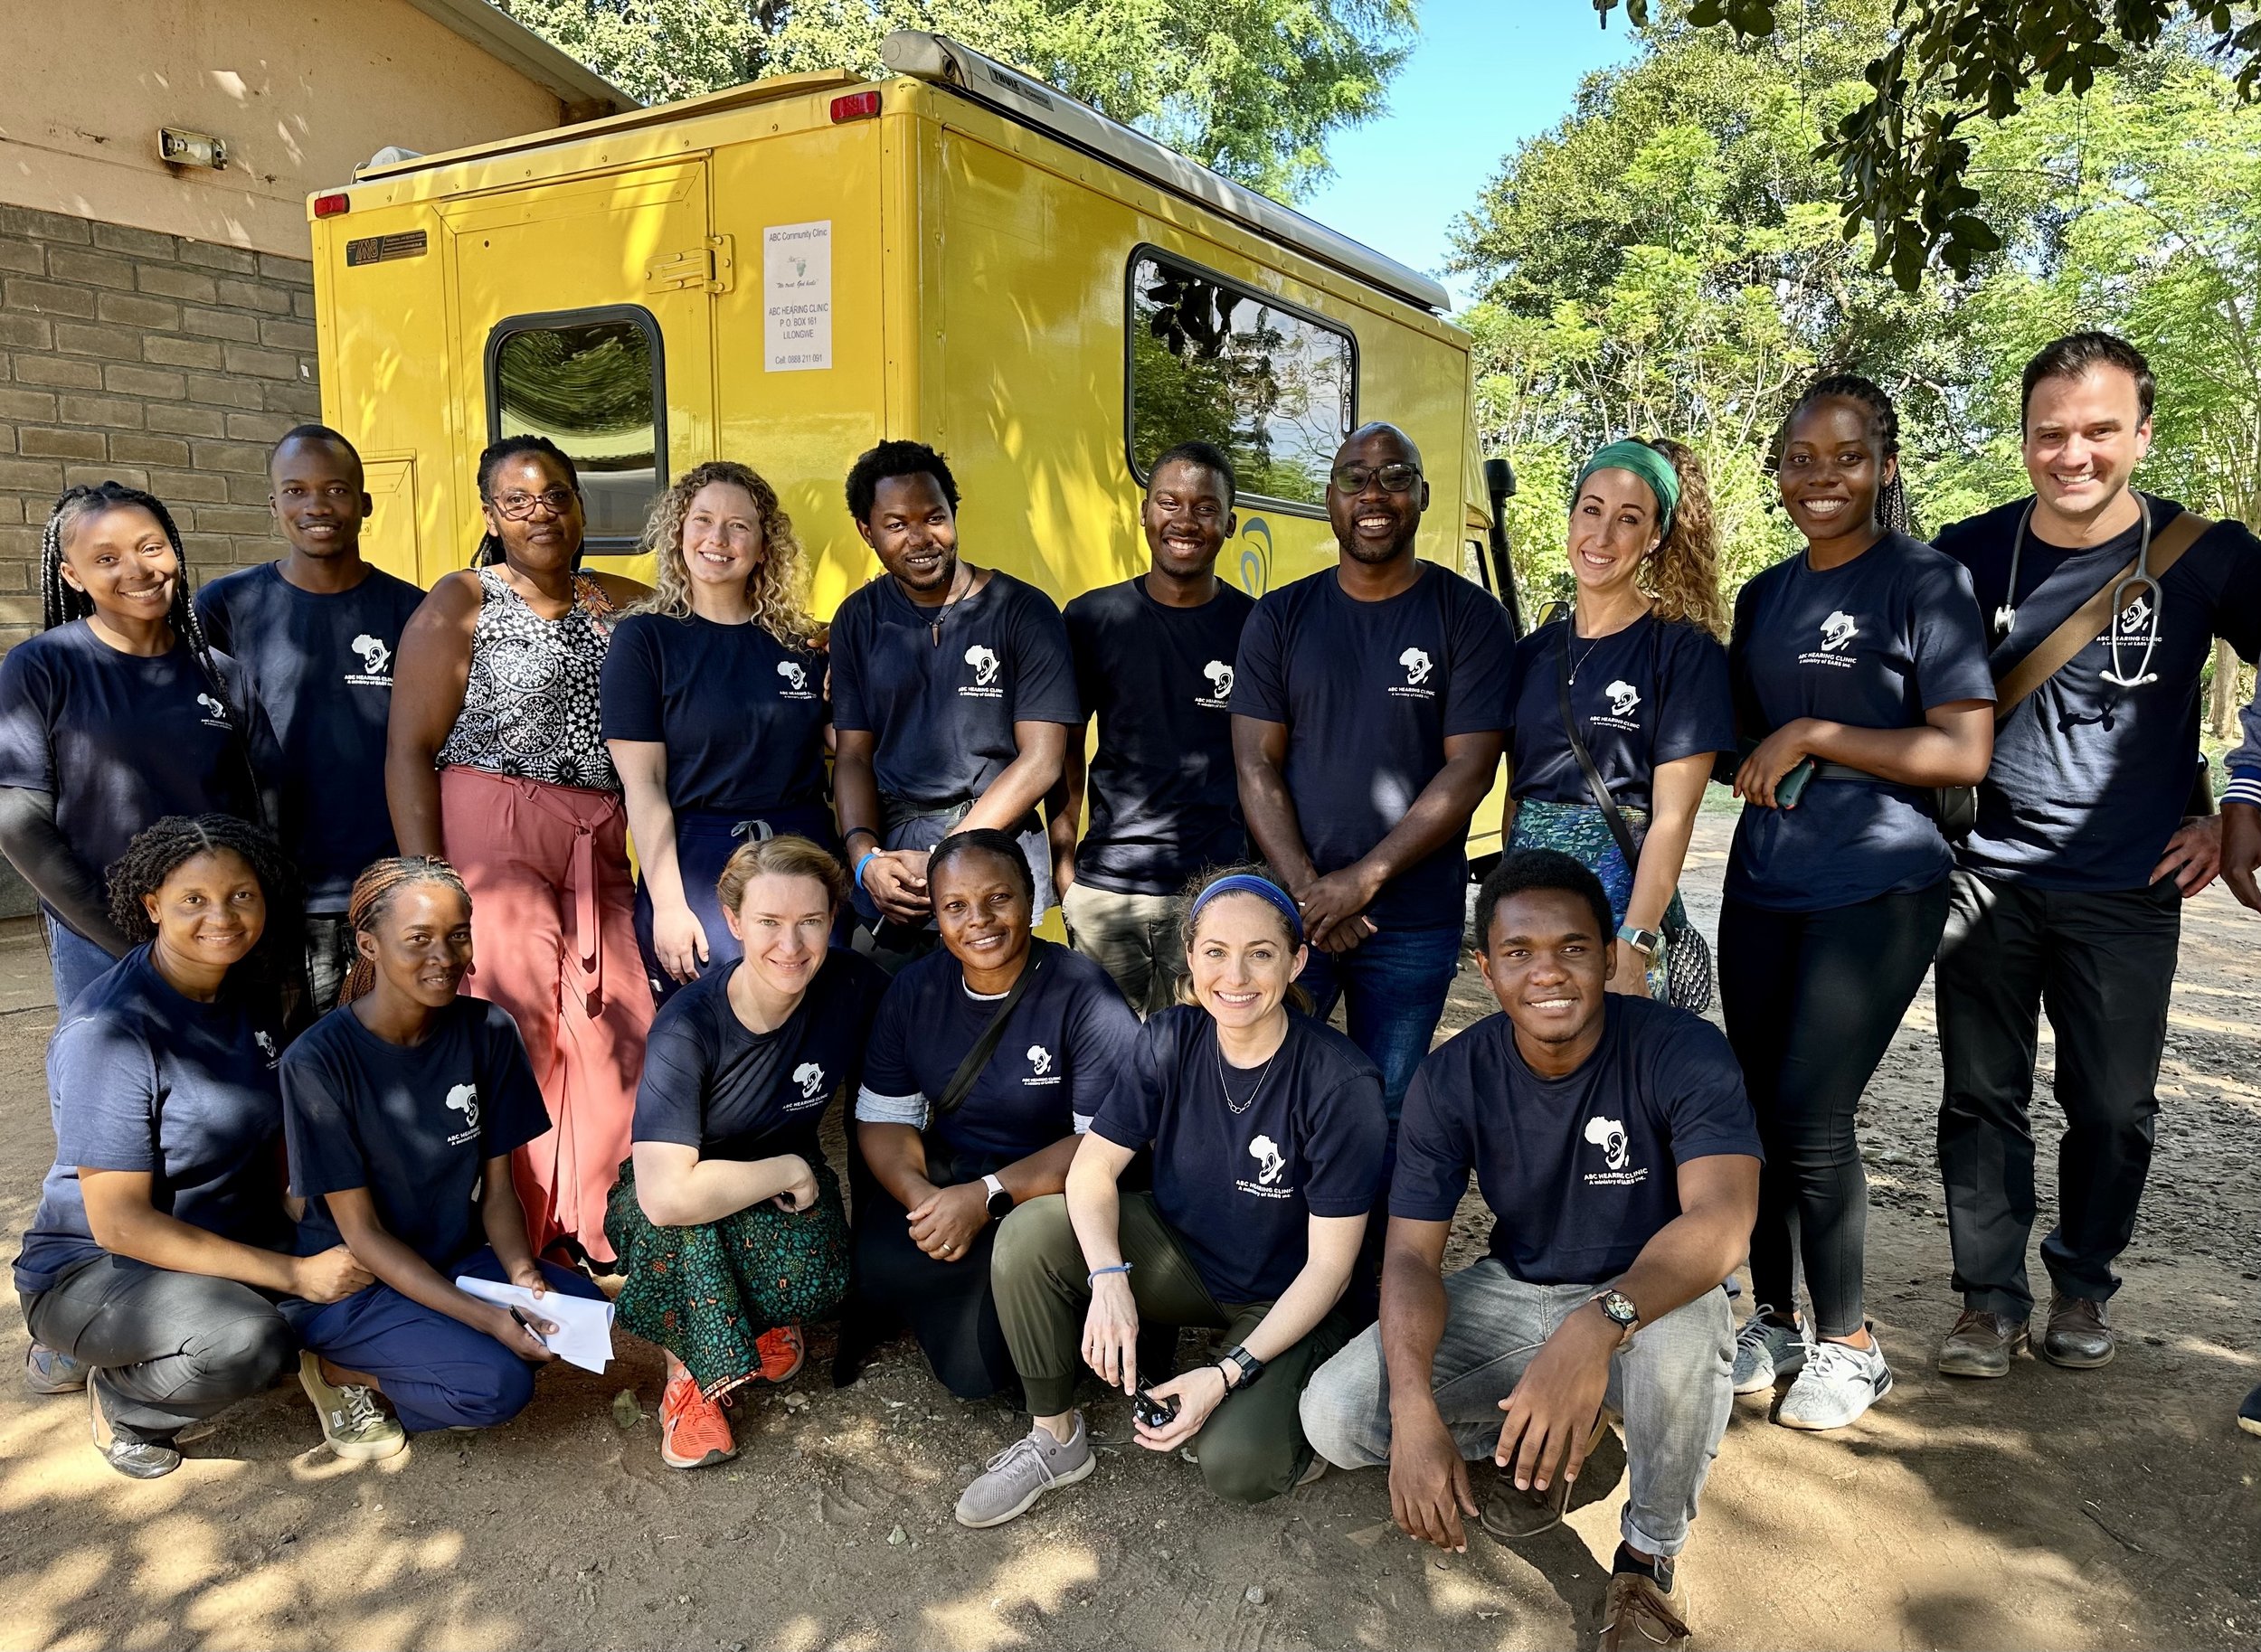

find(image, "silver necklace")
[1216,1034,1281,1116]
[1566,630,1607,684]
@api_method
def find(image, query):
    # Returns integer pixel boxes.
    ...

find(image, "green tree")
[497,0,1415,200]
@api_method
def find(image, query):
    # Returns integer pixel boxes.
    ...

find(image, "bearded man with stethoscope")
[1924,331,2261,1387]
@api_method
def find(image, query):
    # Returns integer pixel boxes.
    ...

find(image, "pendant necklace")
[1216,1036,1280,1117]
[925,563,973,646]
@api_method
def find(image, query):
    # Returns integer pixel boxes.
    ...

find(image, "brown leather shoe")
[1600,1568,1690,1649]
[2041,1294,2115,1369]
[1936,1308,2029,1378]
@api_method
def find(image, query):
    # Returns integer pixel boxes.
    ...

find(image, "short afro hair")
[1471,850,1613,953]
[845,439,960,524]
[1147,439,1238,506]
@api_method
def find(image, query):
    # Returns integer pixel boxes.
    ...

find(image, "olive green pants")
[990,1192,1353,1504]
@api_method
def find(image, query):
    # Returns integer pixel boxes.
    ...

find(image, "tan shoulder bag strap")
[1992,510,2211,722]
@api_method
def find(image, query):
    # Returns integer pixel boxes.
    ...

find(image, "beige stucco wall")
[0,0,573,258]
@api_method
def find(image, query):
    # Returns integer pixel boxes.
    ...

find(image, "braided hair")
[474,435,582,568]
[337,855,471,1008]
[41,483,240,726]
[106,814,300,995]
[1783,373,1914,537]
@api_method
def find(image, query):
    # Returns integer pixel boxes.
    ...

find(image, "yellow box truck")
[307,30,1511,855]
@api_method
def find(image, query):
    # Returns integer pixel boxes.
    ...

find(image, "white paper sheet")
[763,220,832,371]
[454,1276,616,1374]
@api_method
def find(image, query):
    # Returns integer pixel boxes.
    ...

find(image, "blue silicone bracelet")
[1088,1262,1132,1284]
[854,850,880,892]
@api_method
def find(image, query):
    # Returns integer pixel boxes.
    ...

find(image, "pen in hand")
[509,1305,551,1348]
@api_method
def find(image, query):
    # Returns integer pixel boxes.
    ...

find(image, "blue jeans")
[43,912,122,1015]
[1296,924,1462,1119]
[1299,1260,1736,1556]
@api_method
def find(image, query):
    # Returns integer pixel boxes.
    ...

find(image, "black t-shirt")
[1935,495,2261,891]
[633,949,885,1166]
[1509,613,1734,812]
[1064,577,1254,894]
[1725,533,1996,911]
[195,562,426,910]
[0,621,263,921]
[599,612,829,818]
[281,997,551,1270]
[1093,1006,1386,1305]
[1233,563,1513,930]
[14,947,289,1294]
[828,571,1078,807]
[1395,998,1762,1285]
[857,939,1142,1166]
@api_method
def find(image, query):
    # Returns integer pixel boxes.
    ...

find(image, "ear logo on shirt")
[1583,1115,1630,1170]
[1605,680,1641,718]
[778,659,809,693]
[792,1061,827,1101]
[2118,596,2152,635]
[443,1082,481,1147]
[1249,1134,1286,1185]
[253,1029,277,1065]
[351,633,393,678]
[195,693,229,726]
[1820,611,1859,653]
[1200,659,1235,709]
[1026,1044,1054,1077]
[965,646,1000,686]
[1399,647,1434,686]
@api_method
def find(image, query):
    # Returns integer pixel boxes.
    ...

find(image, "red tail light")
[313,193,351,219]
[829,90,882,123]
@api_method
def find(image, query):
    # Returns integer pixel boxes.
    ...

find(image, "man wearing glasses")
[1232,423,1513,1119]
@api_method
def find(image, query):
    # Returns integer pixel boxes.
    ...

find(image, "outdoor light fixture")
[158,127,228,170]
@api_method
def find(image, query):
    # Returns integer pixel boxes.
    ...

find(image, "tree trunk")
[2212,637,2240,741]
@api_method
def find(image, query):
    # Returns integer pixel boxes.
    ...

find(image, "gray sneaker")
[1776,1330,1894,1430]
[1732,1309,1807,1394]
[299,1352,407,1461]
[955,1413,1095,1528]
[25,1343,89,1395]
[88,1379,180,1479]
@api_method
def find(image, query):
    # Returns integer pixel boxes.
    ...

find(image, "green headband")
[1574,439,1679,537]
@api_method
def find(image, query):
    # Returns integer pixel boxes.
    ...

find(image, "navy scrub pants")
[288,1246,605,1432]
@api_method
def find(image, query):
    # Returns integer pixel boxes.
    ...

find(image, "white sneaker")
[1776,1330,1893,1430]
[1732,1308,1807,1395]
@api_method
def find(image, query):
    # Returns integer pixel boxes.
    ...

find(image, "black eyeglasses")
[1329,462,1423,495]
[486,486,578,520]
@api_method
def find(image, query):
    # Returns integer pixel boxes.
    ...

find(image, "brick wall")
[0,204,321,649]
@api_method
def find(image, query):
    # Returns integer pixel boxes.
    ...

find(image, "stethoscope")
[1994,495,2162,688]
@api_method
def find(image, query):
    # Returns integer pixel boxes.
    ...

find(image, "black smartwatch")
[982,1174,1014,1221]
[1219,1345,1266,1390]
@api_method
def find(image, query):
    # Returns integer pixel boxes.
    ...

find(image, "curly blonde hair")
[637,460,819,647]
[1638,438,1729,638]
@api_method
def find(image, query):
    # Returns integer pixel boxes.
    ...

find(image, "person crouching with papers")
[279,856,610,1458]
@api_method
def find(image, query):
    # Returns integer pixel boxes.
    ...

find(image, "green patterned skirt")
[604,1156,852,1400]
[1508,798,1687,998]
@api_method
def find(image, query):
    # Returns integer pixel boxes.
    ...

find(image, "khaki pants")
[1060,882,1182,1015]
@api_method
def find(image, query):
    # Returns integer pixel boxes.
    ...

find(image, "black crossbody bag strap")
[1556,628,1643,872]
[932,947,1048,1117]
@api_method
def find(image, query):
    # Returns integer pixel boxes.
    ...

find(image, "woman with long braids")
[602,461,833,1002]
[1505,438,1733,1000]
[1720,373,1995,1430]
[0,484,272,1008]
[279,855,609,1454]
[12,815,368,1479]
[386,436,654,1270]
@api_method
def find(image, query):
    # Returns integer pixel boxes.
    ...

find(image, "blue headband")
[1188,873,1304,944]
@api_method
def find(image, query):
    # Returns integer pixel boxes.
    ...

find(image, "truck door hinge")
[646,234,734,295]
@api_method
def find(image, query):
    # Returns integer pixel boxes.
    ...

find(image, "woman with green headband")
[1504,437,1731,1003]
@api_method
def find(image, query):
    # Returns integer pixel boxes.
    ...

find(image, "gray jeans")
[1060,883,1183,1015]
[1298,1258,1735,1556]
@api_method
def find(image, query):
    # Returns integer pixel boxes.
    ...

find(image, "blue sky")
[1301,1,1642,307]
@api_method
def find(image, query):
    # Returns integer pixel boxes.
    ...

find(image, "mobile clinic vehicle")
[307,29,1517,855]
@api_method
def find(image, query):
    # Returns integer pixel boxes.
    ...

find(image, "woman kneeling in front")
[957,866,1386,1526]
[605,835,885,1470]
[281,857,609,1457]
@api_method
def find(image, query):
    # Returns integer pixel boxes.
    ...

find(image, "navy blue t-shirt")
[1509,612,1734,812]
[1725,533,1995,911]
[1393,996,1762,1286]
[13,946,289,1294]
[600,613,829,818]
[856,939,1141,1166]
[1064,577,1254,894]
[0,621,263,930]
[828,570,1078,808]
[634,949,885,1166]
[1093,1005,1385,1305]
[1936,495,2261,891]
[1233,563,1513,930]
[196,562,425,911]
[282,996,551,1271]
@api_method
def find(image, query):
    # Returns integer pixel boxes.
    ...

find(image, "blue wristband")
[854,849,880,892]
[1088,1262,1132,1285]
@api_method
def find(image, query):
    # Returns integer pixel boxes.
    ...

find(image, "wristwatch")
[982,1173,1014,1221]
[1590,1289,1640,1345]
[1219,1345,1266,1390]
[1615,923,1663,960]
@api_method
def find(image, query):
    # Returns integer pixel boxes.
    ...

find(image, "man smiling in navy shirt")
[1300,851,1759,1650]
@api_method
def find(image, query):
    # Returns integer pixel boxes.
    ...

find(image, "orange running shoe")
[756,1323,805,1384]
[658,1364,736,1470]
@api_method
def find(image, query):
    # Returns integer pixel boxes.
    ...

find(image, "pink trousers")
[440,766,653,1264]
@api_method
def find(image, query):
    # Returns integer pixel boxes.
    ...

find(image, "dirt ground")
[1,813,2256,1651]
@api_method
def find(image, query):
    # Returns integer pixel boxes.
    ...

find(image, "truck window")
[485,307,667,551]
[1127,249,1356,514]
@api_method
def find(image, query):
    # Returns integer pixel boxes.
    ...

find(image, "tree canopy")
[497,0,1416,200]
